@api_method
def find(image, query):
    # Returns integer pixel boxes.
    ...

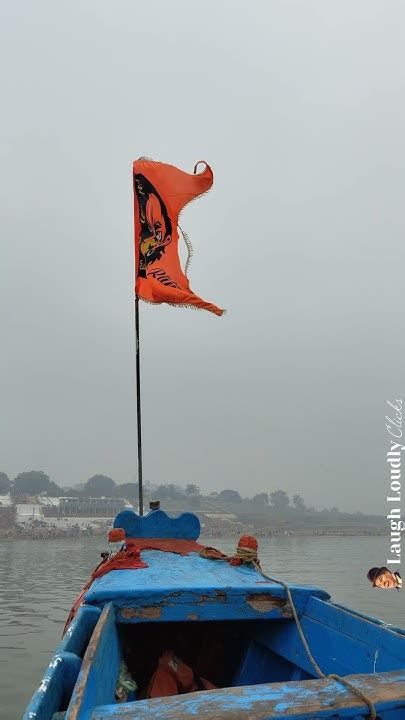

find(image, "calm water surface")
[0,535,403,719]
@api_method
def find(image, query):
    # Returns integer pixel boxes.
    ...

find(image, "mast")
[134,294,144,516]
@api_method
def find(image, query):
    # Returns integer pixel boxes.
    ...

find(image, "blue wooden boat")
[24,508,405,720]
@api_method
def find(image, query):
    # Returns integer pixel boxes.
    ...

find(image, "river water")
[0,535,403,719]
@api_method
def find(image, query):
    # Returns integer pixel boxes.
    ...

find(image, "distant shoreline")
[0,528,389,542]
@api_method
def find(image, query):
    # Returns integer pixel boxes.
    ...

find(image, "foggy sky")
[1,1,404,513]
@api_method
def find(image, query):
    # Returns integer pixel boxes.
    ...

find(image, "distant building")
[202,512,238,521]
[57,497,127,517]
[15,504,44,524]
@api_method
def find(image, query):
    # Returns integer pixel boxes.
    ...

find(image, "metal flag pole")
[134,293,144,516]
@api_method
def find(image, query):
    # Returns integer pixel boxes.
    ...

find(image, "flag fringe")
[138,295,226,316]
[178,224,193,277]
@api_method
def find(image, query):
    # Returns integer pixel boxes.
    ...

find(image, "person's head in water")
[367,567,402,589]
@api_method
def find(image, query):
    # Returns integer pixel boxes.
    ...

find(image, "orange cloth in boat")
[91,545,147,579]
[147,650,216,698]
[133,159,224,316]
[125,537,204,555]
[63,545,147,635]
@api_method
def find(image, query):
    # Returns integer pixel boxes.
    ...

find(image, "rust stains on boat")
[197,590,227,604]
[120,606,162,619]
[246,593,292,617]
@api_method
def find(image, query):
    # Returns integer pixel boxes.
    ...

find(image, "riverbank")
[0,526,389,541]
[0,523,108,540]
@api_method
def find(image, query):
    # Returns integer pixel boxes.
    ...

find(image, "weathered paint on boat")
[24,509,405,720]
[91,671,405,719]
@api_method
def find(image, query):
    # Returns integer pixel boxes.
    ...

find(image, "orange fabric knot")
[62,543,147,635]
[109,528,126,542]
[230,535,259,566]
[237,535,258,551]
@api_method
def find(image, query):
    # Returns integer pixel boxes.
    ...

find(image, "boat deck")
[85,549,330,622]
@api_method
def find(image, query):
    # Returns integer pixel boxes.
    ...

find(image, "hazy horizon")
[1,1,404,514]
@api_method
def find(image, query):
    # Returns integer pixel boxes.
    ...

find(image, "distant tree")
[292,494,305,510]
[251,493,269,505]
[61,487,80,496]
[151,484,173,500]
[115,482,138,500]
[217,489,242,503]
[189,494,201,508]
[83,474,115,497]
[12,471,51,496]
[269,490,290,510]
[150,484,182,501]
[185,484,200,497]
[166,484,182,500]
[330,507,339,513]
[47,481,64,497]
[0,472,11,494]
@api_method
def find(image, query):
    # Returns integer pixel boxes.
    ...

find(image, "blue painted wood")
[84,549,329,623]
[23,652,81,720]
[113,509,200,540]
[24,605,101,720]
[23,505,405,720]
[332,602,405,637]
[254,596,405,678]
[65,603,121,720]
[305,596,405,669]
[63,606,102,658]
[90,669,405,719]
[233,639,280,686]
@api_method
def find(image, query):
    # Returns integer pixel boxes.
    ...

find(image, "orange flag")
[133,158,224,316]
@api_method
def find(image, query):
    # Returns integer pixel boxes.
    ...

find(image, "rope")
[234,546,262,568]
[200,544,377,719]
[199,545,261,567]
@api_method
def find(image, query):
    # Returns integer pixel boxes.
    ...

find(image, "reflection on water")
[0,535,403,719]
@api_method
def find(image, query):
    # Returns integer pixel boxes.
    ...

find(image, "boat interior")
[30,595,405,720]
[119,617,315,694]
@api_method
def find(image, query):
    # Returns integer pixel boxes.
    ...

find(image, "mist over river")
[0,535,403,719]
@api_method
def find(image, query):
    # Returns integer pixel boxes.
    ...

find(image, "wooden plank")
[65,603,120,720]
[332,602,405,637]
[23,653,81,720]
[254,600,405,677]
[305,597,405,668]
[254,618,373,677]
[63,605,101,657]
[24,606,100,720]
[84,551,329,622]
[91,670,405,719]
[115,588,295,623]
